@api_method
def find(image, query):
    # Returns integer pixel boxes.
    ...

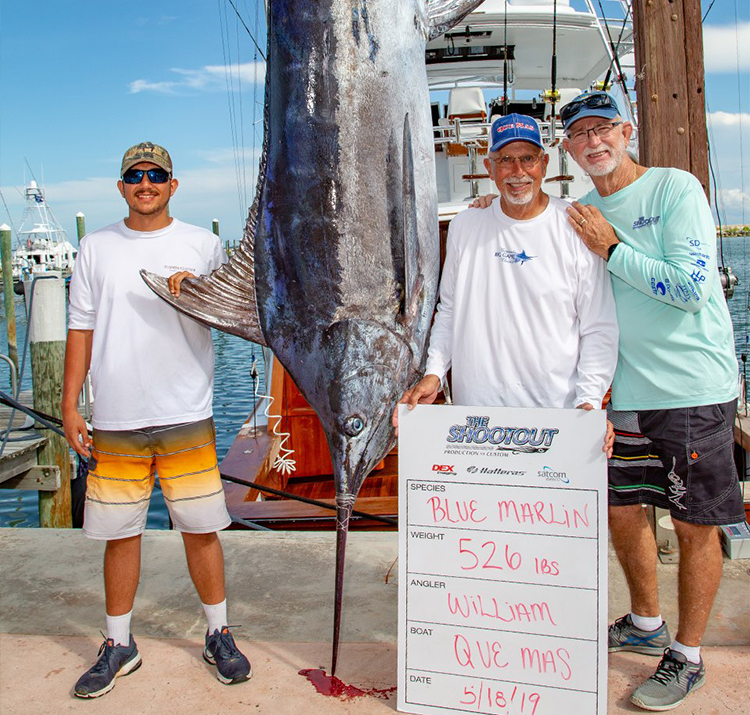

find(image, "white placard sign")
[397,405,608,715]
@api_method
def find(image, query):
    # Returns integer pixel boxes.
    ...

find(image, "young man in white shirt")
[62,142,251,698]
[398,114,618,433]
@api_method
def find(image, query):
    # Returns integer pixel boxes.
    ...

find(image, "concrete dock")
[1,529,748,714]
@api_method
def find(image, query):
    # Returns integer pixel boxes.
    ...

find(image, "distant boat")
[11,180,77,286]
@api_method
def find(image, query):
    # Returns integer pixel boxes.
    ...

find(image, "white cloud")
[129,62,266,95]
[708,111,750,128]
[703,22,750,73]
[719,188,750,211]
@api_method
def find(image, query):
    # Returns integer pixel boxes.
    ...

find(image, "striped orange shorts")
[83,418,231,540]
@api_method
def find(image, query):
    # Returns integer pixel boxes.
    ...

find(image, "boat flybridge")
[427,0,635,225]
[12,180,77,283]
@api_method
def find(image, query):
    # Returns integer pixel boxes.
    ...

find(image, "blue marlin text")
[447,415,559,447]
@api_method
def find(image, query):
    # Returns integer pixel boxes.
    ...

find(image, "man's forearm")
[62,329,93,413]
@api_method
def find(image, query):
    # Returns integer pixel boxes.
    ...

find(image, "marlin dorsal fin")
[426,0,486,41]
[141,111,269,346]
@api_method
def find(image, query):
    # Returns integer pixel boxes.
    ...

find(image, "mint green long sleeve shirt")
[581,167,737,410]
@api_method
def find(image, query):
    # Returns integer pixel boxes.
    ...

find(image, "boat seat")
[446,87,488,157]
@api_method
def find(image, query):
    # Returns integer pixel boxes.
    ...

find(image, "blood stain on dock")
[299,669,396,700]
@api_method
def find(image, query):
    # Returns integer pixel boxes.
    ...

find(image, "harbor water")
[2,234,749,528]
[0,293,266,528]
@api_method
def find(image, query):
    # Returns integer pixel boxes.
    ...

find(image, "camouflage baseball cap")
[120,142,173,177]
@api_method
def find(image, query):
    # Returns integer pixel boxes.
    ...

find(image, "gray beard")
[502,183,534,205]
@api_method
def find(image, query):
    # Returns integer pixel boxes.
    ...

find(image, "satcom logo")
[538,466,569,484]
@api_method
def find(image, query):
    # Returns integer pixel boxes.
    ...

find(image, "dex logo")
[432,464,455,472]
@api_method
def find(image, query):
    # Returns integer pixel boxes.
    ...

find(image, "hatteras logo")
[446,415,559,454]
[633,215,660,229]
[538,466,569,483]
[494,247,535,265]
[467,465,526,476]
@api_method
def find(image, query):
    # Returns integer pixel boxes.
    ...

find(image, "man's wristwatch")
[606,242,619,262]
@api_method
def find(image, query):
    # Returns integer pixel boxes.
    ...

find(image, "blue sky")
[1,0,748,246]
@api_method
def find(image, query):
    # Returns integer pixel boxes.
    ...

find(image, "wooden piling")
[1,224,19,381]
[24,276,72,528]
[76,213,86,241]
[633,0,709,196]
[212,218,220,236]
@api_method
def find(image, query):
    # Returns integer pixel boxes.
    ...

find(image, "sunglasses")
[122,168,171,184]
[560,93,616,124]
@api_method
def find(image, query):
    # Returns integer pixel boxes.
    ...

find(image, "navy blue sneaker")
[74,635,142,698]
[609,614,671,656]
[203,626,251,684]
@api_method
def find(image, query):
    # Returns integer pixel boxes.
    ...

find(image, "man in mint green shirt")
[561,91,743,712]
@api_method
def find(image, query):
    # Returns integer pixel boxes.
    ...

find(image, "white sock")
[631,613,663,632]
[202,599,228,634]
[106,611,132,647]
[670,640,701,664]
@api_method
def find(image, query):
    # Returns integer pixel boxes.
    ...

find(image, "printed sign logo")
[494,248,535,265]
[467,465,526,476]
[445,415,559,455]
[432,464,456,476]
[537,465,570,484]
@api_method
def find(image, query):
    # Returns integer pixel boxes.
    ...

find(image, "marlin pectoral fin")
[401,112,419,318]
[140,255,267,345]
[426,0,486,41]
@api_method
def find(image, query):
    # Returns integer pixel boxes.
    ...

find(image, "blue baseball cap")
[561,91,621,129]
[489,113,544,153]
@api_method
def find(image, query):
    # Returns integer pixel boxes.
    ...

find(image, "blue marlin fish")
[141,0,485,673]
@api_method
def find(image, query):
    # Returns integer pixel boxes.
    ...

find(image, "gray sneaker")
[609,614,671,655]
[630,648,706,711]
[74,635,142,698]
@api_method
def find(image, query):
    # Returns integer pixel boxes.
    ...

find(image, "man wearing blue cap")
[559,92,743,711]
[397,114,618,429]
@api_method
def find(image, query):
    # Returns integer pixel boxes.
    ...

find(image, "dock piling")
[1,224,19,383]
[76,213,86,241]
[24,276,72,528]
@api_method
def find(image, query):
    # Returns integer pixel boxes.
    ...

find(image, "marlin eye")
[343,415,365,436]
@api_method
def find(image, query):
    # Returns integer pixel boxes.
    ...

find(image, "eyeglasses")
[121,168,171,184]
[566,121,623,145]
[489,154,543,169]
[560,92,616,125]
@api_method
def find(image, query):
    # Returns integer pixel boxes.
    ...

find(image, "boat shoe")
[608,614,671,655]
[74,635,142,698]
[203,626,252,684]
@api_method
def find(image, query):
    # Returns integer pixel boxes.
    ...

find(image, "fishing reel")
[719,265,738,300]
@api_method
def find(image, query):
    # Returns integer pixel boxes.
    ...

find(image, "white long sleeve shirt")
[425,196,618,408]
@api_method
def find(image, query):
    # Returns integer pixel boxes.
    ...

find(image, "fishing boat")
[11,180,77,287]
[221,0,638,530]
